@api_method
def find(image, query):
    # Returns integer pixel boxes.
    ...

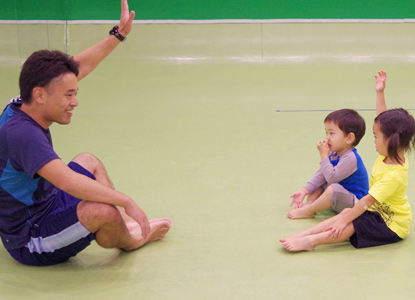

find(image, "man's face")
[41,72,79,127]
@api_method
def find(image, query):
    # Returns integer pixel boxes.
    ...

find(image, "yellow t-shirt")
[368,155,411,239]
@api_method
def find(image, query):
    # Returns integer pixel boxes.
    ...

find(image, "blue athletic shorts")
[7,162,96,266]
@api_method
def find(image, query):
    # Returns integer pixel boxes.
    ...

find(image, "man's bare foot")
[125,218,171,250]
[287,207,315,219]
[281,236,315,252]
[146,218,172,243]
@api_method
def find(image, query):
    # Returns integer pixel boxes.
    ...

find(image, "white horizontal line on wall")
[2,18,415,25]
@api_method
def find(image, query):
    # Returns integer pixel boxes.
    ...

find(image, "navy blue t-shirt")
[0,103,60,250]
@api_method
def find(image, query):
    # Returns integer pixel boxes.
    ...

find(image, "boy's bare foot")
[287,207,315,219]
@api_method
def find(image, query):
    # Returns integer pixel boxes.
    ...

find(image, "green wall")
[2,0,415,21]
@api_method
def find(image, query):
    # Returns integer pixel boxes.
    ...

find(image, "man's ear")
[347,132,356,145]
[32,87,47,104]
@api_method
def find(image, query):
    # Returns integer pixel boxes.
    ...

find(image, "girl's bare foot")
[279,231,309,243]
[281,236,316,252]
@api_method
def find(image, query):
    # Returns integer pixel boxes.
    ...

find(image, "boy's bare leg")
[302,188,323,207]
[287,186,333,219]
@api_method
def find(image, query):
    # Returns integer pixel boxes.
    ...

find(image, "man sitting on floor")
[0,0,171,266]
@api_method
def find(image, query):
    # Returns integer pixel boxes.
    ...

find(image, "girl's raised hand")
[375,70,387,93]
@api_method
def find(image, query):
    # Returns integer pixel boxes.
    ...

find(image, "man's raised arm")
[75,0,135,80]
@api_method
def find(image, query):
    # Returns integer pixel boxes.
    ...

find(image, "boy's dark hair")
[375,108,415,165]
[19,50,79,103]
[324,109,366,147]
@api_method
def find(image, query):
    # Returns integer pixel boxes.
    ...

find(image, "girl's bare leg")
[281,208,352,243]
[281,223,355,252]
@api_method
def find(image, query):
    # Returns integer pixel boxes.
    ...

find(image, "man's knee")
[77,201,123,233]
[71,153,102,175]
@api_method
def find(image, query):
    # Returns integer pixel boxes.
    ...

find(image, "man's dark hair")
[19,50,79,103]
[324,109,366,147]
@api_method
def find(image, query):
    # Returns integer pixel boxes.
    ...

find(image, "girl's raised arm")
[375,70,387,116]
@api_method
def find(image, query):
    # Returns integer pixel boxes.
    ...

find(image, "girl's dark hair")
[324,109,366,146]
[19,50,79,103]
[375,108,415,164]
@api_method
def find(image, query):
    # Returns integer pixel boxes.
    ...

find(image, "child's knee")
[330,184,356,213]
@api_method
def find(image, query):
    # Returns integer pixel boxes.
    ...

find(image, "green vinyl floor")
[1,22,415,300]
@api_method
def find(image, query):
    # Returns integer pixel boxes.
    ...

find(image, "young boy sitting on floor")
[288,109,369,219]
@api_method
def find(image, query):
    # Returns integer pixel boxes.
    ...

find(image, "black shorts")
[350,211,402,248]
